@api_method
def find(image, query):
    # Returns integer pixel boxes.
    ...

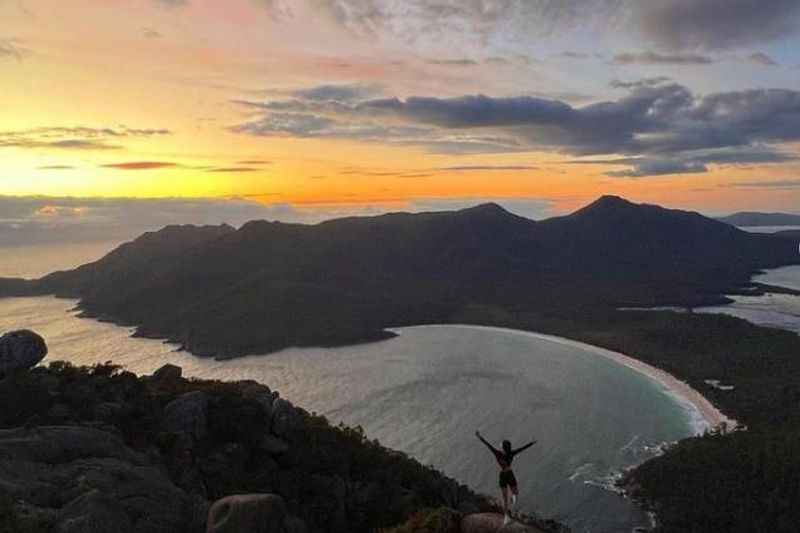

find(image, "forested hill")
[716,211,800,226]
[1,195,798,358]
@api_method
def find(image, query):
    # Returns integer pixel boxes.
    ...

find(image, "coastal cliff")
[0,354,566,533]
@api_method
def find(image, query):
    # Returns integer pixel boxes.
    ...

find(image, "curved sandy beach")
[426,324,738,434]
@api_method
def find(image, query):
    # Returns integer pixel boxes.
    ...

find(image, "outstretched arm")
[475,431,499,453]
[512,440,537,455]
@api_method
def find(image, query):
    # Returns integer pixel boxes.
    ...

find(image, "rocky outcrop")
[0,329,47,376]
[0,359,562,533]
[461,513,547,533]
[163,391,210,442]
[152,363,182,383]
[206,494,306,533]
[0,425,197,533]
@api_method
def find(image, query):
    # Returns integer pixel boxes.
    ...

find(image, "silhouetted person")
[475,430,536,524]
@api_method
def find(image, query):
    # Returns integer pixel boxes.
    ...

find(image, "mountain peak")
[590,195,635,209]
[567,195,638,219]
[460,202,510,215]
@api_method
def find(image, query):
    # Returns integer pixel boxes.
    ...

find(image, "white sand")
[441,324,739,434]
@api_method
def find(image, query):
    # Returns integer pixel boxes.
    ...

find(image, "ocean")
[0,295,700,533]
[692,226,800,333]
[695,265,800,334]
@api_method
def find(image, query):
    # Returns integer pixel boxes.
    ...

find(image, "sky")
[2,0,800,244]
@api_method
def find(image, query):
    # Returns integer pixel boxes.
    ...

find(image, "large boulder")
[0,329,47,376]
[206,494,298,533]
[56,490,133,533]
[0,426,195,533]
[163,391,209,442]
[271,398,303,438]
[152,363,182,383]
[461,513,547,533]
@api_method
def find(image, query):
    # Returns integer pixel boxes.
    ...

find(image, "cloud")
[606,159,707,178]
[233,82,800,173]
[726,179,800,189]
[207,167,260,173]
[575,147,798,178]
[261,1,798,57]
[155,0,188,7]
[632,0,800,51]
[0,126,170,151]
[299,0,624,49]
[143,28,163,39]
[38,165,75,170]
[748,52,779,66]
[426,58,479,67]
[438,165,538,171]
[101,161,179,170]
[0,39,28,61]
[361,95,573,128]
[559,51,590,59]
[612,51,714,65]
[236,160,271,165]
[292,83,383,102]
[610,77,671,89]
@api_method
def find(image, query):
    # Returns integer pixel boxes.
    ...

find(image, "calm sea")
[0,294,697,533]
[693,227,800,333]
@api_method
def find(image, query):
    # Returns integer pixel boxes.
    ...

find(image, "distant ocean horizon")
[0,240,122,279]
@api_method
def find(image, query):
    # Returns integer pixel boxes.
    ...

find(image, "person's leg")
[500,486,509,515]
[510,483,519,508]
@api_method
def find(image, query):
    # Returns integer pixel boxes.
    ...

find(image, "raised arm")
[475,431,499,453]
[512,440,537,456]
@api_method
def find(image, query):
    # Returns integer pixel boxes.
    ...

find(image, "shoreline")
[15,293,738,433]
[395,323,738,434]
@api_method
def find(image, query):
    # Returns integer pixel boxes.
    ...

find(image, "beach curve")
[393,324,738,435]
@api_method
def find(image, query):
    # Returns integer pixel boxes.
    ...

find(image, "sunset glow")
[3,0,800,217]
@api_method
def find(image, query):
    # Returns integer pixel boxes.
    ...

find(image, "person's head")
[502,440,512,454]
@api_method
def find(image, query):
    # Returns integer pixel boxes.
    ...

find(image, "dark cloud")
[38,165,75,170]
[292,83,383,102]
[233,82,800,174]
[612,51,714,65]
[606,159,707,178]
[263,1,798,56]
[575,147,798,178]
[748,52,779,66]
[236,160,272,165]
[102,162,178,170]
[610,77,671,89]
[361,95,573,128]
[633,0,800,51]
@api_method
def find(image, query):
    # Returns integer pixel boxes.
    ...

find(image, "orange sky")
[2,0,800,217]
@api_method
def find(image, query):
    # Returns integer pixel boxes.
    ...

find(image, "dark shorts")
[499,469,517,489]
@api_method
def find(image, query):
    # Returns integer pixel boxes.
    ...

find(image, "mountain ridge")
[716,211,800,227]
[1,195,798,358]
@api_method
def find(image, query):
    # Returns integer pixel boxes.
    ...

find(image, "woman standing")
[476,430,536,524]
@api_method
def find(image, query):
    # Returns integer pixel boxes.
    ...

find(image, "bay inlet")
[0,296,709,532]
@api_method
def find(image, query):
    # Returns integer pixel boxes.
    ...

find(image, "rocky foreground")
[0,330,563,533]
